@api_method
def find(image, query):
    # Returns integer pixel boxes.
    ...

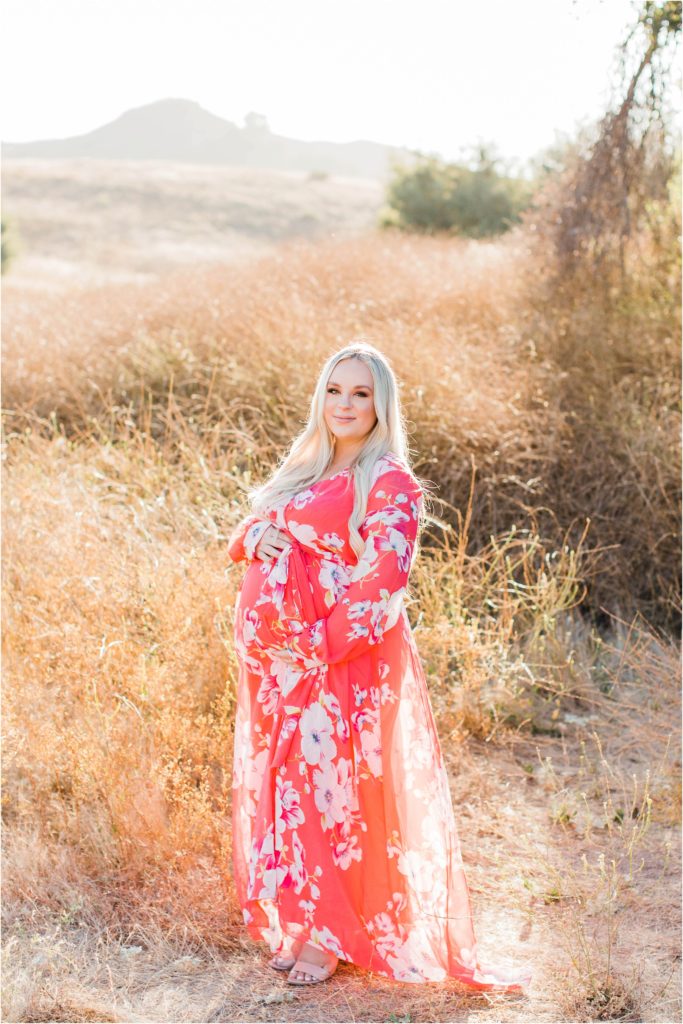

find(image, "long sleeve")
[275,466,422,667]
[227,513,273,564]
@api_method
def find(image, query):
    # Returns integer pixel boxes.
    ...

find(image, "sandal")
[268,937,304,971]
[287,946,338,985]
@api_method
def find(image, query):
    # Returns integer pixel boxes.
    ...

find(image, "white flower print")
[379,586,406,635]
[318,558,351,607]
[321,532,346,553]
[286,520,318,544]
[364,502,410,532]
[269,657,307,700]
[342,589,405,646]
[367,908,404,958]
[245,746,269,797]
[240,608,261,648]
[289,829,310,895]
[420,809,450,867]
[275,776,305,833]
[346,598,373,620]
[352,682,368,707]
[256,673,280,715]
[250,828,289,901]
[380,682,397,705]
[320,689,350,742]
[309,924,351,960]
[289,490,317,510]
[344,620,371,642]
[313,761,347,828]
[384,526,413,573]
[396,848,437,893]
[254,554,291,615]
[332,833,362,869]
[360,723,383,778]
[336,756,359,813]
[351,706,376,732]
[299,701,336,765]
[386,930,448,983]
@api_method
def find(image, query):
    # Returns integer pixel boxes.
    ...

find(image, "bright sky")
[1,0,676,171]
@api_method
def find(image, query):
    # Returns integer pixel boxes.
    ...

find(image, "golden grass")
[2,229,680,1022]
[4,228,678,626]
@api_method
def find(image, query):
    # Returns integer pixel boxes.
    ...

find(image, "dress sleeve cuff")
[243,519,272,561]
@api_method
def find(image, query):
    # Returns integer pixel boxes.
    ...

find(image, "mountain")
[1,98,418,180]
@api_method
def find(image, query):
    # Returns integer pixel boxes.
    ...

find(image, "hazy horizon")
[4,0,673,173]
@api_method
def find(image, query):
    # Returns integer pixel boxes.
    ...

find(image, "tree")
[529,0,681,286]
[243,112,270,133]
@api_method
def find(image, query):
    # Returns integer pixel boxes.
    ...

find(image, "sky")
[1,0,679,172]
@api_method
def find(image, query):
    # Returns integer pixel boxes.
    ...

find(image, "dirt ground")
[4,720,680,1024]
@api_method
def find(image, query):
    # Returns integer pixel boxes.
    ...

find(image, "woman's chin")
[329,424,365,440]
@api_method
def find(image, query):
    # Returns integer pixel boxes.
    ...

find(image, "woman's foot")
[268,936,304,971]
[288,942,338,985]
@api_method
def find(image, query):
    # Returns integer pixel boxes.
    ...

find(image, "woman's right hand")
[255,523,291,562]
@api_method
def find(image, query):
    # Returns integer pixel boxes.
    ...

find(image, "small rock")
[261,990,296,1005]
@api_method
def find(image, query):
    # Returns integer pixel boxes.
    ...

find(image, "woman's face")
[323,358,377,447]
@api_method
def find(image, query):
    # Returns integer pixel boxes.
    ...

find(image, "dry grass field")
[1,159,383,288]
[1,162,681,1023]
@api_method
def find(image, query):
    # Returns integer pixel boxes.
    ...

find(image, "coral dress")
[227,453,531,991]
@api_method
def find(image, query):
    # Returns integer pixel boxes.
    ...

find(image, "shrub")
[381,146,533,237]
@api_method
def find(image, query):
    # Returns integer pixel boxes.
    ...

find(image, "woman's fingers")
[255,525,277,560]
[255,525,290,561]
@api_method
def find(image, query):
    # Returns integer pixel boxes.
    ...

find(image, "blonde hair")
[248,340,425,561]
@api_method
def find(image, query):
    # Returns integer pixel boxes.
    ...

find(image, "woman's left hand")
[254,523,291,562]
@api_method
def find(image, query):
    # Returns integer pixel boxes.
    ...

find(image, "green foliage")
[639,0,681,43]
[381,146,533,238]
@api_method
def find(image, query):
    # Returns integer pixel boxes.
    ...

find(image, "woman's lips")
[334,416,355,422]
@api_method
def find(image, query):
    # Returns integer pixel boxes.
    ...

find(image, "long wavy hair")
[247,341,427,562]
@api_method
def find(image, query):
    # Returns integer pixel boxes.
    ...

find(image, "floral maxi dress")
[227,453,532,990]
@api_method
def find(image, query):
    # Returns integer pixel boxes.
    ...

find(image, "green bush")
[381,148,533,238]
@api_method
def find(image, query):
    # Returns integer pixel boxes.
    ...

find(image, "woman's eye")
[327,388,369,397]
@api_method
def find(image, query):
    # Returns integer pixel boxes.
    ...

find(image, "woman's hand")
[255,523,291,562]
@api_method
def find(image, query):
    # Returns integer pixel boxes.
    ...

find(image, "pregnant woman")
[227,342,532,991]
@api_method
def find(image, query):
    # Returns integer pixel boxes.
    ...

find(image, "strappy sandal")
[268,938,304,971]
[287,948,338,985]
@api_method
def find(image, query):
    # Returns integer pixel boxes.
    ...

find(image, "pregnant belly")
[234,546,317,658]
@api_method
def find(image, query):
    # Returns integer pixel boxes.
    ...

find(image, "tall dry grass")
[2,230,680,1021]
[4,228,679,629]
